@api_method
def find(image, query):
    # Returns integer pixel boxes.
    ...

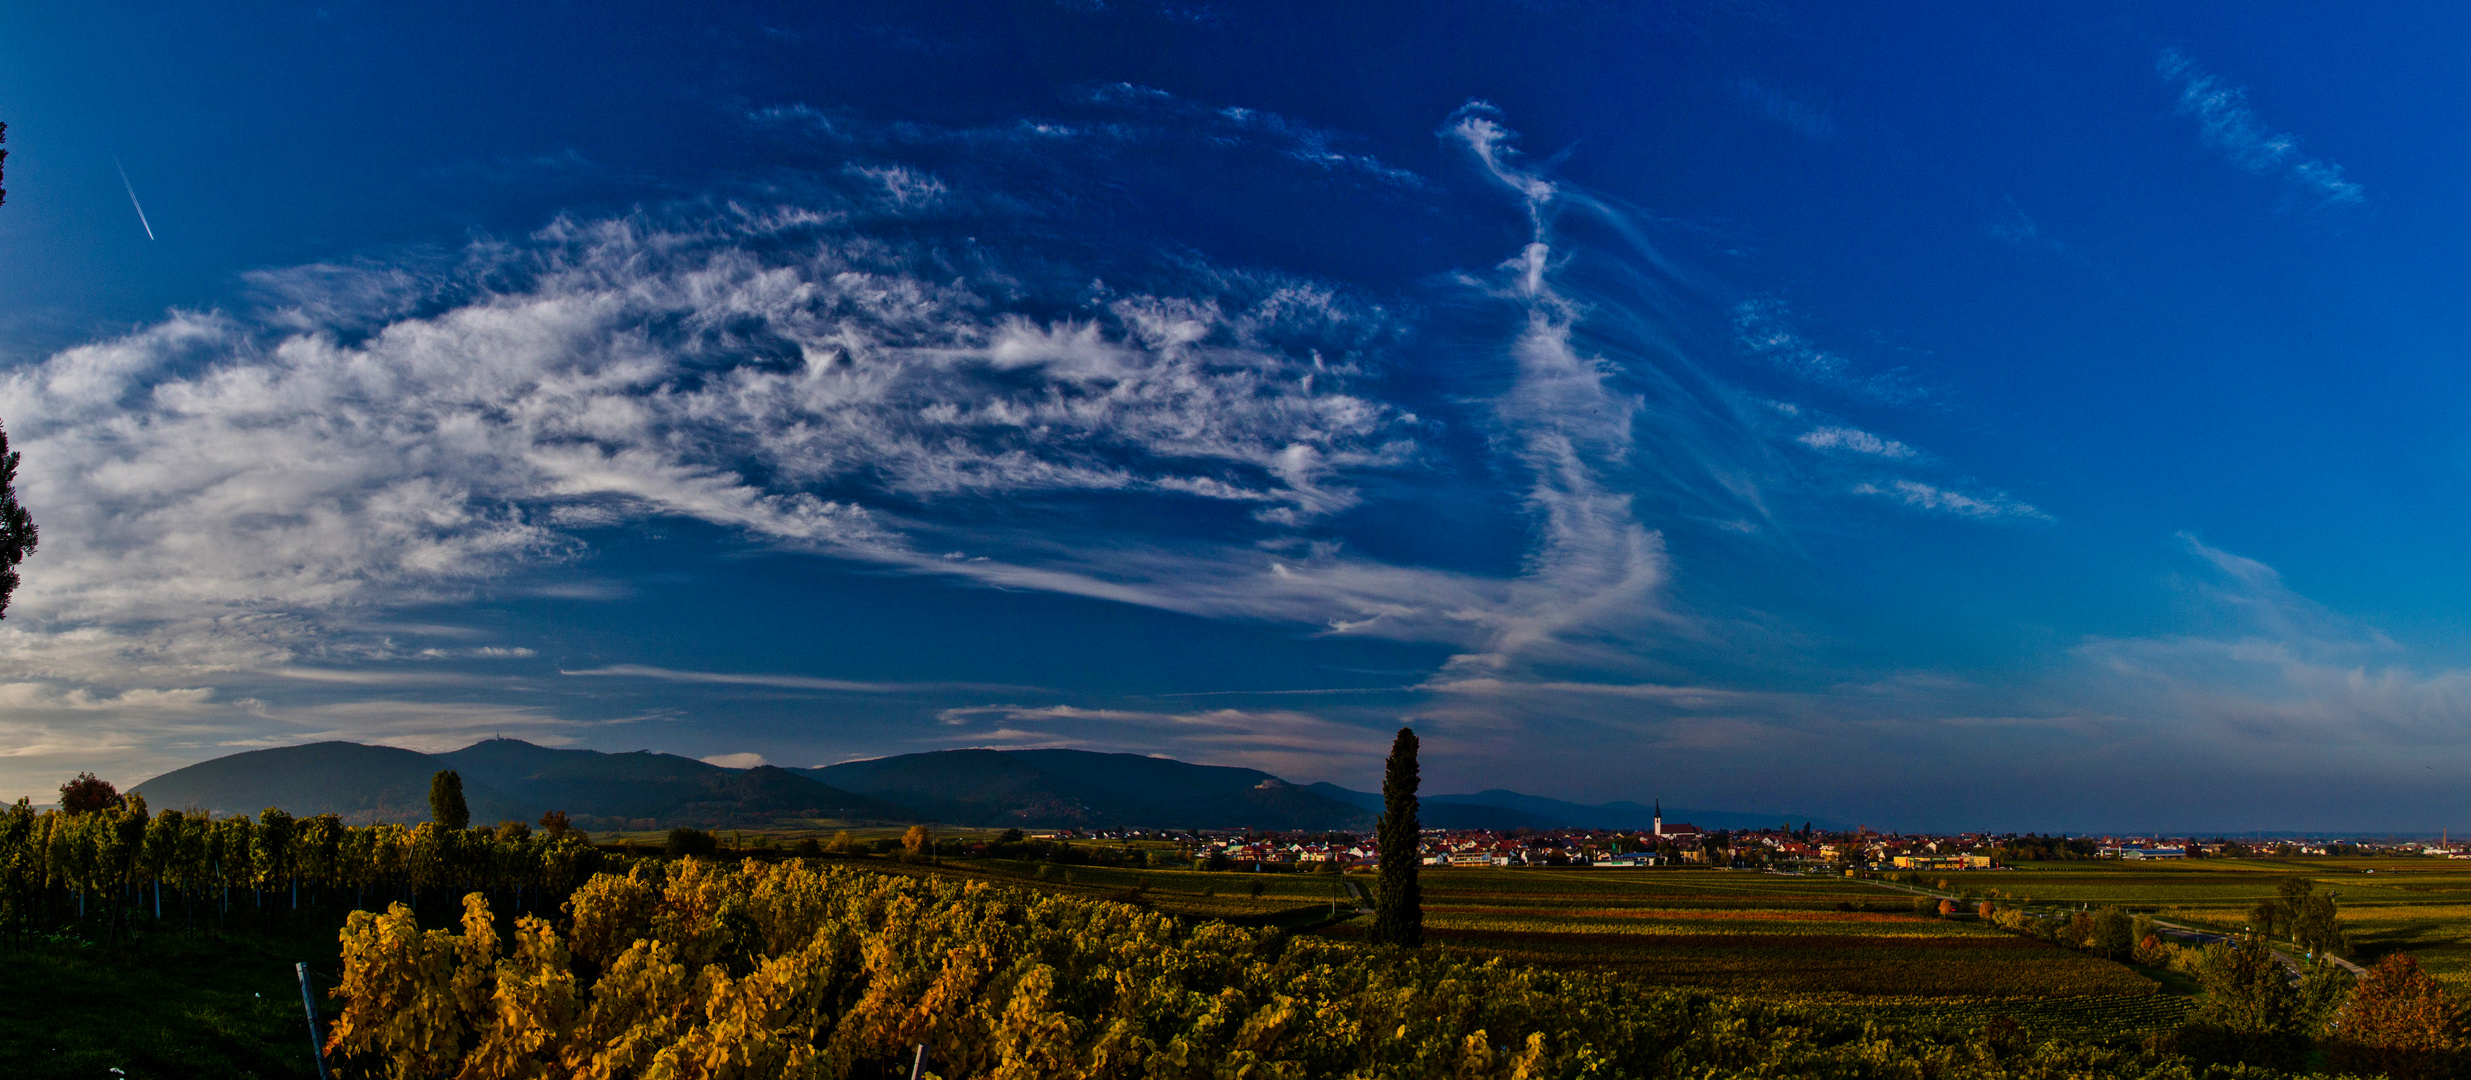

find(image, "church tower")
[1653,798,1663,838]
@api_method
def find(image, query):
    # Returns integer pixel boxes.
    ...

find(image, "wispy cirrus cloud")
[935,701,1394,777]
[561,665,1034,694]
[1852,479,2046,521]
[0,92,2064,804]
[1731,78,1837,143]
[1797,425,1914,459]
[2158,48,2364,208]
[1732,298,1928,405]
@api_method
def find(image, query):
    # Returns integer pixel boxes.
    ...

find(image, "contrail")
[114,158,155,240]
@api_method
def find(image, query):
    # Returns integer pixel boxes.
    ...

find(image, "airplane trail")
[115,158,155,240]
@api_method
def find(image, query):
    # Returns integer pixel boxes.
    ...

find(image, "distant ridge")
[131,738,1841,834]
[1308,783,1848,833]
[1303,783,1557,831]
[439,738,910,827]
[809,749,1371,830]
[134,738,908,827]
[132,742,528,824]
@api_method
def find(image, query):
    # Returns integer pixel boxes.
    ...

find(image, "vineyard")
[7,801,2459,1078]
[320,857,2270,1080]
[1330,867,2163,1002]
[0,796,608,940]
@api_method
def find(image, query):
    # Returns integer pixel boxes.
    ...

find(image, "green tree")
[1374,725,1421,947]
[2089,906,2135,959]
[2292,890,2349,958]
[2277,877,2316,926]
[2166,934,2308,1069]
[665,827,716,859]
[428,770,470,831]
[0,418,36,619]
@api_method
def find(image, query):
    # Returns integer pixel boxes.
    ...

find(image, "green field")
[1322,867,2166,1005]
[1954,856,2471,991]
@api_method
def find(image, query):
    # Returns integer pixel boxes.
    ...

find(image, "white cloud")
[0,205,1429,687]
[1436,102,1671,674]
[700,752,767,769]
[935,701,1393,778]
[561,664,1028,694]
[1852,479,2047,521]
[1732,298,1927,404]
[2158,49,2364,208]
[1797,425,1915,459]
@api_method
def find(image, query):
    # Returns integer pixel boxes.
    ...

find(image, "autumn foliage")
[327,858,1633,1079]
[2322,953,2471,1080]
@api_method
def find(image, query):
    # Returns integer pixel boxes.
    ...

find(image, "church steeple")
[1653,798,1663,838]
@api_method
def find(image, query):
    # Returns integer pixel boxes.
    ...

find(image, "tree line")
[0,776,607,945]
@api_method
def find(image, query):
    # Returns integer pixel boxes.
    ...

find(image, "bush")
[664,827,718,858]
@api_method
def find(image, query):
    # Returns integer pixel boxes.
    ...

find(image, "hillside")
[811,748,1373,830]
[129,738,1825,834]
[437,738,910,828]
[132,741,528,824]
[134,739,909,827]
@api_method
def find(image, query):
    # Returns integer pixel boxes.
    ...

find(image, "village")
[1036,812,2471,873]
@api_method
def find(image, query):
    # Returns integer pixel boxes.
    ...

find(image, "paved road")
[2149,918,2365,977]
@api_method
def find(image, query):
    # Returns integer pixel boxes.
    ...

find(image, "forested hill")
[132,739,906,828]
[131,741,533,825]
[128,738,1817,833]
[806,748,1374,830]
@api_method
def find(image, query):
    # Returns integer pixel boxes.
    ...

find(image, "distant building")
[1892,854,1991,870]
[2118,846,2186,860]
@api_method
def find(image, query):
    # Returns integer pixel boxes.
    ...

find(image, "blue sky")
[2,2,2466,831]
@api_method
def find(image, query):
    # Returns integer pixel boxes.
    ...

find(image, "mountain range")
[131,738,1837,832]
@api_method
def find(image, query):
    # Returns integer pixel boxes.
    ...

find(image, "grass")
[1,922,335,1080]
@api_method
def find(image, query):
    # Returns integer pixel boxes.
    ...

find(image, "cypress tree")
[428,770,470,831]
[0,417,37,621]
[1374,725,1421,947]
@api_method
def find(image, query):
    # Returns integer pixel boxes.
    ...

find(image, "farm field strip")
[1420,913,2012,938]
[1376,868,2169,1002]
[1423,905,1945,922]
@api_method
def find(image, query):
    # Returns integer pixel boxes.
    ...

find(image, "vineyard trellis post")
[296,961,330,1080]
